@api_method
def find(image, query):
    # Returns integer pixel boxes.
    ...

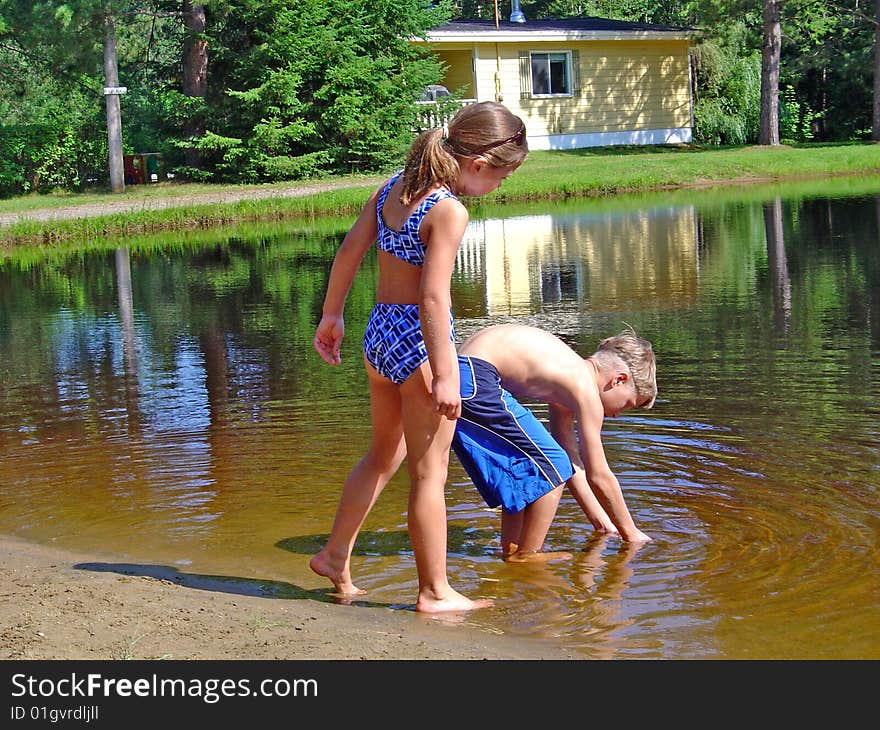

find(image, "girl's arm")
[419,198,469,418]
[313,188,380,365]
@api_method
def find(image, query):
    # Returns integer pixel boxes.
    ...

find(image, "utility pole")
[103,10,126,193]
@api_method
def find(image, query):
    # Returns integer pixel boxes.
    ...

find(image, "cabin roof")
[426,17,695,42]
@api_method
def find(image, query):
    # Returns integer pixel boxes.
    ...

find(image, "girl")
[311,101,528,613]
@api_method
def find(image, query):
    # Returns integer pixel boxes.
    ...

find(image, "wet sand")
[0,534,575,661]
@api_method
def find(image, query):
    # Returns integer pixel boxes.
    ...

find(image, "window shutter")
[519,51,531,100]
[571,49,581,96]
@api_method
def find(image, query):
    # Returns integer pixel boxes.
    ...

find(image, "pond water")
[0,175,878,659]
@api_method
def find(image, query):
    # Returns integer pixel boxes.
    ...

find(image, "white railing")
[414,98,477,131]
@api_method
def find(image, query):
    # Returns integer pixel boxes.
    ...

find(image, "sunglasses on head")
[469,124,526,155]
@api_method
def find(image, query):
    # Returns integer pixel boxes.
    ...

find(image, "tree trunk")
[759,0,781,146]
[874,0,880,141]
[763,197,791,334]
[182,2,208,168]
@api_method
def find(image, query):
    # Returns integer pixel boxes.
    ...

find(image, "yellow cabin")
[412,8,695,150]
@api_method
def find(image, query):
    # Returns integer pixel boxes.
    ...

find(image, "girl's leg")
[310,360,406,595]
[400,361,493,613]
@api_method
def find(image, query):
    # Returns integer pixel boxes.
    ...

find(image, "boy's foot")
[505,550,573,563]
[415,587,494,614]
[309,551,365,596]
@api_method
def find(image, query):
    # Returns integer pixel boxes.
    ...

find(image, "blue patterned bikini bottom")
[362,303,454,385]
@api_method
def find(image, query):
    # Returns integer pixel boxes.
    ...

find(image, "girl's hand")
[314,315,344,365]
[432,373,461,420]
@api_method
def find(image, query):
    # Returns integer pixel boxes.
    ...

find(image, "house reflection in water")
[455,205,700,317]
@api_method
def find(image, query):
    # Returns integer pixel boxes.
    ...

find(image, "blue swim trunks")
[452,356,575,513]
[363,303,454,385]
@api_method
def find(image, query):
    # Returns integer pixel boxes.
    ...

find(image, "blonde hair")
[595,326,657,409]
[399,101,528,205]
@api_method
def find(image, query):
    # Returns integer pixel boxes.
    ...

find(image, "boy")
[454,323,656,560]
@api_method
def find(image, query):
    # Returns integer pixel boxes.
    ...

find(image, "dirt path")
[0,179,379,227]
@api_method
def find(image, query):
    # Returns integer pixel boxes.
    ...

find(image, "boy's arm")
[313,188,380,365]
[549,405,617,534]
[552,401,651,543]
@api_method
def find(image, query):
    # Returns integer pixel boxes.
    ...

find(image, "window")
[519,49,580,100]
[530,52,571,96]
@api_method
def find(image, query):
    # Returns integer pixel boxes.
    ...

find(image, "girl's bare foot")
[309,551,365,596]
[415,587,494,613]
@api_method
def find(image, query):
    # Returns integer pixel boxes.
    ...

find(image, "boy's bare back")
[458,324,596,408]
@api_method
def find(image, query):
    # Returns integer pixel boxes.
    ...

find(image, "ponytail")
[399,128,460,205]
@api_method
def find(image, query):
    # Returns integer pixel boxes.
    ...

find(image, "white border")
[527,127,693,150]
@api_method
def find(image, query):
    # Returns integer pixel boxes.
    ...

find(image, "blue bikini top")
[376,170,458,267]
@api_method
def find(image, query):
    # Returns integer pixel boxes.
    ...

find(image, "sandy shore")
[0,534,575,661]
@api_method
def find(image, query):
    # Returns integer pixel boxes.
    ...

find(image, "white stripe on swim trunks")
[456,413,567,487]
